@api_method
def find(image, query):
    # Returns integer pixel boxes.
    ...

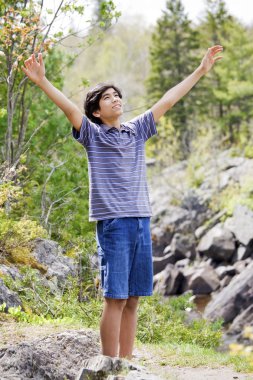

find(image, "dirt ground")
[1,321,253,380]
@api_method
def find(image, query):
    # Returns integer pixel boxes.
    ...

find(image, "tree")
[0,0,120,168]
[146,0,200,151]
[0,0,120,242]
[199,0,253,143]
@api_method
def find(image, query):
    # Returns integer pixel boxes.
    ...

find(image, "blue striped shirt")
[72,110,157,221]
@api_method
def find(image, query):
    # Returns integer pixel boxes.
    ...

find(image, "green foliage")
[137,293,222,348]
[146,117,182,164]
[3,265,102,326]
[146,0,200,150]
[199,1,253,144]
[64,18,152,122]
[0,181,48,268]
[229,326,253,372]
[185,127,218,188]
[1,272,222,350]
[210,177,253,216]
[244,145,253,159]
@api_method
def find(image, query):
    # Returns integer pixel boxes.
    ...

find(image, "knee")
[104,298,127,311]
[125,296,139,311]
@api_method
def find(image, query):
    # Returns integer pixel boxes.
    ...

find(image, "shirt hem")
[89,213,152,222]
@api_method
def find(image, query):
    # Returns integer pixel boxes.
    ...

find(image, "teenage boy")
[22,44,223,359]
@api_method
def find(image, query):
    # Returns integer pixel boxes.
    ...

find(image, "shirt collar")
[100,123,136,135]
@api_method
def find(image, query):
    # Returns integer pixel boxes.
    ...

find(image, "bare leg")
[100,298,127,357]
[119,296,139,359]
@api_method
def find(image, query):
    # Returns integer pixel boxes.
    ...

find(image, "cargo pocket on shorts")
[97,244,106,289]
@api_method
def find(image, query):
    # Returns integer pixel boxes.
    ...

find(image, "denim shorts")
[96,217,153,299]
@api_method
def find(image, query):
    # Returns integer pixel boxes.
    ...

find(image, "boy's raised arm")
[22,53,83,131]
[151,45,223,123]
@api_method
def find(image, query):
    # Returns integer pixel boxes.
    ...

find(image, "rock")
[0,330,100,379]
[228,305,253,335]
[197,226,235,262]
[32,238,76,285]
[153,252,176,275]
[170,233,196,261]
[186,264,220,295]
[194,210,226,239]
[0,278,22,310]
[76,355,139,380]
[0,331,164,380]
[77,355,114,380]
[204,261,253,323]
[232,245,249,262]
[215,265,236,280]
[233,260,249,274]
[151,206,191,256]
[220,275,233,289]
[175,258,190,270]
[153,264,184,296]
[151,226,173,257]
[0,265,22,280]
[224,205,253,246]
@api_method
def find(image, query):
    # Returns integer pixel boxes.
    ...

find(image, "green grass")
[135,341,253,375]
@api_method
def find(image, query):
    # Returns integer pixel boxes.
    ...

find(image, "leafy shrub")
[137,293,222,348]
[209,177,253,216]
[0,182,48,268]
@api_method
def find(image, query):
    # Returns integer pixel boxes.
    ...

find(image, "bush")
[137,293,222,348]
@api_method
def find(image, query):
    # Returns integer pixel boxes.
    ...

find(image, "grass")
[135,341,253,377]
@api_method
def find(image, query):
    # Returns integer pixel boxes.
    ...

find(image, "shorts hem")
[129,292,153,297]
[103,293,129,299]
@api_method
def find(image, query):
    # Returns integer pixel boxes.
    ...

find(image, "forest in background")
[1,2,253,365]
[1,0,253,248]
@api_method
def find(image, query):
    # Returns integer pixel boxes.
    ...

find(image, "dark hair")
[84,83,122,124]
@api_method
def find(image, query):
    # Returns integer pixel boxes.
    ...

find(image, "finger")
[38,52,43,66]
[209,45,223,52]
[214,56,223,62]
[24,59,31,68]
[26,57,33,66]
[210,45,223,50]
[32,53,36,63]
[21,66,28,74]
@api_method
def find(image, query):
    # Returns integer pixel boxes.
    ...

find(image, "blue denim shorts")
[96,217,153,299]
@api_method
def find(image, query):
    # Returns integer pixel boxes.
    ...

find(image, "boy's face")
[93,87,123,122]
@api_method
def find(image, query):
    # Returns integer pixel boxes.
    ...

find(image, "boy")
[22,44,223,359]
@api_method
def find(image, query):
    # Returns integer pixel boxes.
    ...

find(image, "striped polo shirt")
[72,109,157,221]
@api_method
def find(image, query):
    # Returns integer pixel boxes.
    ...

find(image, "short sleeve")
[72,115,94,147]
[130,110,157,142]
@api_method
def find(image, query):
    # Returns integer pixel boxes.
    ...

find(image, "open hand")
[199,45,223,75]
[22,53,45,85]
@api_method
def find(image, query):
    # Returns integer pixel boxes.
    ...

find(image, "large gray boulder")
[183,264,220,295]
[204,261,253,323]
[153,264,184,296]
[31,238,76,285]
[153,251,176,275]
[0,330,100,379]
[224,205,253,246]
[170,233,196,261]
[197,226,235,262]
[228,305,253,335]
[0,331,164,380]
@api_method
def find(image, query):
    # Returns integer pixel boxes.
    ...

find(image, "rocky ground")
[0,322,253,380]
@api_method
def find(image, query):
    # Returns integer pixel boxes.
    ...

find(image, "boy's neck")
[101,117,121,129]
